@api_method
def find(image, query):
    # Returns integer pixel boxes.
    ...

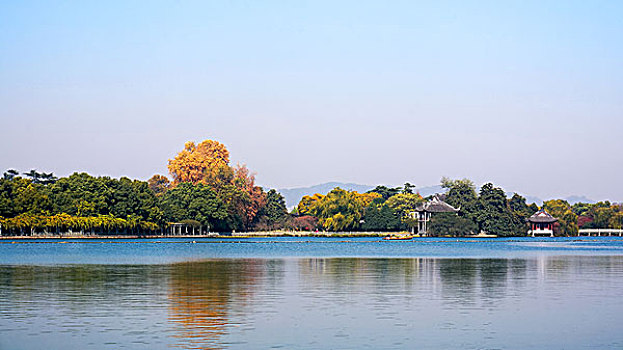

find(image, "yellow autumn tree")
[543,199,578,236]
[295,188,381,231]
[168,140,232,186]
[297,193,325,216]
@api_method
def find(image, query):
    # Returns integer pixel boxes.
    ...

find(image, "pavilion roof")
[526,209,558,223]
[415,194,460,213]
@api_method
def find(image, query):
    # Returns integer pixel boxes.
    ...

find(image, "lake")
[1,237,623,349]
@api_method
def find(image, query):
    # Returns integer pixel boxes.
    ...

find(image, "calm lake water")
[1,237,623,349]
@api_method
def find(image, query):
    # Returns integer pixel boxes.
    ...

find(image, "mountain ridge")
[273,182,600,209]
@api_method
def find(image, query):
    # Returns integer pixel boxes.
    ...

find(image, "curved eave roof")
[526,210,558,223]
[426,202,460,213]
[415,194,460,213]
[527,216,558,223]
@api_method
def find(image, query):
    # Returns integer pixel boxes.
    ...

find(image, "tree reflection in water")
[1,256,623,349]
[167,260,265,350]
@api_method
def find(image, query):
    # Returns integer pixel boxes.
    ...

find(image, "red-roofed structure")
[526,209,558,237]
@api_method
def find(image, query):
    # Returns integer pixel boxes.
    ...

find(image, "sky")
[1,0,622,201]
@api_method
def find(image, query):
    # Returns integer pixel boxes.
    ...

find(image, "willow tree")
[295,188,380,231]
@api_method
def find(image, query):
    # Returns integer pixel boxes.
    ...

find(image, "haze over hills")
[276,182,448,209]
[277,182,375,209]
[275,182,599,209]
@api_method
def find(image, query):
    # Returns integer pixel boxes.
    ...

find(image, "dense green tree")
[160,182,229,231]
[429,212,478,236]
[402,182,415,194]
[593,207,614,228]
[475,183,524,236]
[509,193,531,217]
[216,184,249,231]
[611,209,623,229]
[507,193,532,235]
[361,204,402,231]
[572,202,593,216]
[148,174,170,197]
[49,173,108,215]
[441,178,534,236]
[367,185,401,201]
[543,199,578,236]
[3,169,19,180]
[528,202,539,213]
[442,177,479,224]
[384,193,424,231]
[0,172,163,235]
[574,202,622,230]
[0,177,32,217]
[256,189,288,230]
[21,169,57,185]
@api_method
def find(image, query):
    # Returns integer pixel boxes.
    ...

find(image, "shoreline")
[0,232,389,240]
[0,231,507,240]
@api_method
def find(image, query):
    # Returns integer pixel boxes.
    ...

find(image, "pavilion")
[526,209,558,237]
[168,221,205,236]
[411,194,460,236]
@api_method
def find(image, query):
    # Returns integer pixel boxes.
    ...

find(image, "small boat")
[383,235,413,240]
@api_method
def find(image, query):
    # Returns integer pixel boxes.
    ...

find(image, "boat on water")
[383,235,413,240]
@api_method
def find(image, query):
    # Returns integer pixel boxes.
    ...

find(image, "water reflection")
[167,260,264,349]
[1,256,623,349]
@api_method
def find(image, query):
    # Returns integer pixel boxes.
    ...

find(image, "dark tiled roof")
[526,209,558,223]
[415,194,460,213]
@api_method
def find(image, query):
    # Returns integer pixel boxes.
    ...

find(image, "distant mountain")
[276,182,446,209]
[564,195,596,205]
[417,185,445,198]
[505,193,597,206]
[277,182,375,209]
[276,182,599,209]
[505,192,543,206]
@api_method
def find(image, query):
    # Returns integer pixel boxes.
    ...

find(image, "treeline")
[294,177,623,236]
[0,140,289,236]
[0,170,293,236]
[436,179,537,236]
[0,171,162,235]
[294,179,537,236]
[416,178,621,236]
[2,139,621,237]
[551,200,623,233]
[296,184,423,232]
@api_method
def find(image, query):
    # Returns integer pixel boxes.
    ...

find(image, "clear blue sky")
[1,1,622,200]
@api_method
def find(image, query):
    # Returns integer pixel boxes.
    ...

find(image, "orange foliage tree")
[168,140,231,186]
[167,140,267,231]
[231,164,266,231]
